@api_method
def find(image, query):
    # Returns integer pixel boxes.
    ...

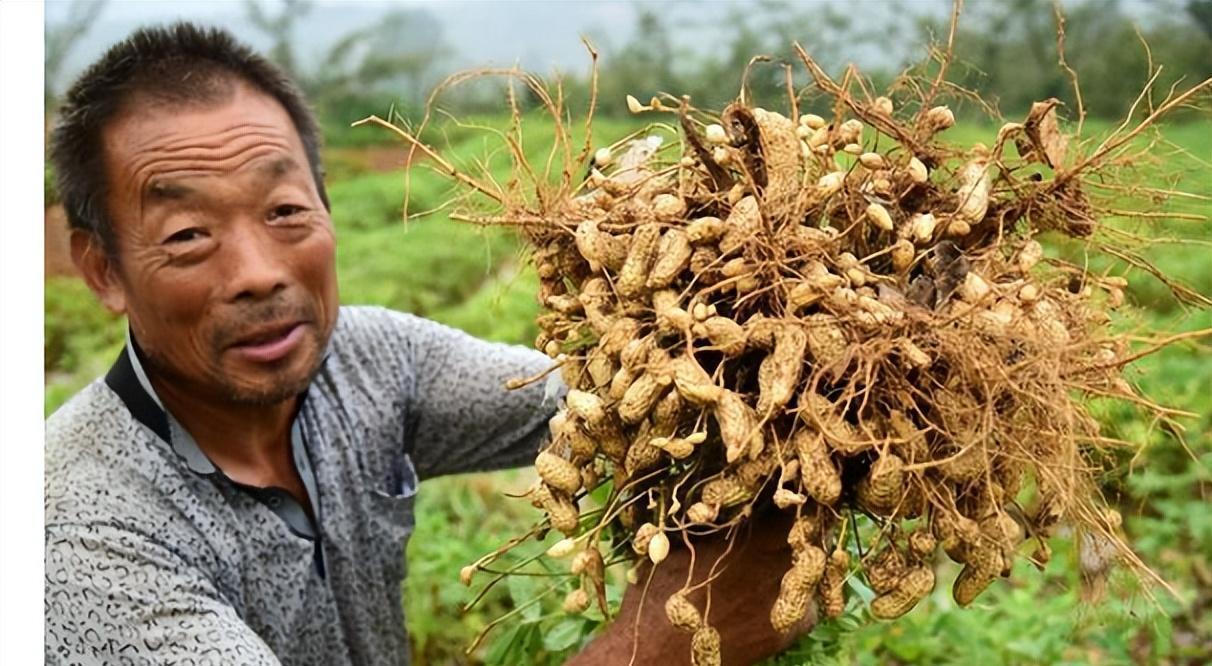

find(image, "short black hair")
[49,22,329,258]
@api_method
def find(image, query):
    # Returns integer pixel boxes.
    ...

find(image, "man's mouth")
[229,321,307,363]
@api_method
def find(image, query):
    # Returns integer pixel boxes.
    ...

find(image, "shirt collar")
[108,330,217,474]
[124,326,164,410]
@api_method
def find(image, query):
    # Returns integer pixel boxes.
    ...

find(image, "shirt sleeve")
[368,308,564,480]
[45,522,282,665]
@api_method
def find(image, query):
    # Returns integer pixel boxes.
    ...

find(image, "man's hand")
[567,510,814,665]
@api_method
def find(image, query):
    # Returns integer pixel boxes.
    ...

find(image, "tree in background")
[243,0,313,81]
[585,0,926,117]
[939,0,1212,119]
[1187,0,1212,37]
[580,0,1209,121]
[594,8,682,111]
[243,0,449,145]
[307,8,449,118]
[45,0,107,111]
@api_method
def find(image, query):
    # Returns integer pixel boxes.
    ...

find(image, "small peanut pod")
[686,216,726,244]
[865,202,894,232]
[804,314,849,370]
[652,193,687,221]
[632,522,660,555]
[714,390,763,463]
[563,587,590,614]
[701,474,753,508]
[651,432,707,460]
[570,548,604,579]
[669,354,724,405]
[646,228,693,289]
[954,155,991,223]
[773,488,807,509]
[564,390,628,461]
[690,625,722,666]
[617,223,662,299]
[650,389,685,436]
[923,105,955,135]
[574,219,628,272]
[686,501,719,524]
[534,484,580,535]
[891,239,916,273]
[690,245,722,284]
[1017,239,1044,273]
[870,565,935,619]
[607,365,636,401]
[719,195,761,255]
[756,324,808,414]
[652,289,694,334]
[617,370,672,425]
[664,592,703,633]
[598,317,640,357]
[695,315,747,356]
[908,530,938,561]
[793,430,842,505]
[535,450,582,495]
[648,532,671,565]
[953,559,1000,606]
[770,545,827,633]
[864,544,907,595]
[577,277,617,335]
[856,453,906,516]
[584,349,615,389]
[818,549,850,619]
[623,438,664,478]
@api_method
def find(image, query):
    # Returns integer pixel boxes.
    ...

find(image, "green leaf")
[836,614,862,632]
[589,479,615,506]
[517,623,543,661]
[846,575,875,603]
[507,575,543,623]
[543,617,588,652]
[484,624,521,666]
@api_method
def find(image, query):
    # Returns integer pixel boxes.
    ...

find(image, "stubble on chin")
[141,329,327,408]
[222,349,325,406]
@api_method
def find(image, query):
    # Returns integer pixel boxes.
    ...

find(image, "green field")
[45,117,1211,665]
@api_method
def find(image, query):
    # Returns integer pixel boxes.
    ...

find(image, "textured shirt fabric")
[45,306,561,665]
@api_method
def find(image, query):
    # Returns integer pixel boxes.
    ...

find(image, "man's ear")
[70,231,127,315]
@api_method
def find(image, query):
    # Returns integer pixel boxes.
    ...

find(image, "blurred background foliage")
[44,1,1210,664]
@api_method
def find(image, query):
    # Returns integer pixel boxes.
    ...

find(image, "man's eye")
[269,204,305,220]
[164,228,207,243]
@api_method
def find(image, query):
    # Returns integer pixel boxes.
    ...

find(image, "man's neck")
[151,375,298,481]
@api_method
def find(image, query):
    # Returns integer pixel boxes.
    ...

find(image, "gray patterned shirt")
[45,306,560,665]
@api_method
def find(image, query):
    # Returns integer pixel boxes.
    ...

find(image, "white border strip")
[0,1,47,662]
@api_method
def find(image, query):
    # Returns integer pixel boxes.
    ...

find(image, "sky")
[45,0,942,96]
[45,0,1170,99]
[47,1,712,92]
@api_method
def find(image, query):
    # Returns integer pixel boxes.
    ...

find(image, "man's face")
[95,82,339,406]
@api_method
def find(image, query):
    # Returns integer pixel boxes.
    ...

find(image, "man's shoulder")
[45,381,194,530]
[327,305,475,378]
[330,305,515,366]
[331,305,448,346]
[45,380,134,472]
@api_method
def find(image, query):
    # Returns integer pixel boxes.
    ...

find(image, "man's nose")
[223,222,289,303]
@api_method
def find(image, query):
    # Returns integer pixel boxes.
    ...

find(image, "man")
[45,23,805,665]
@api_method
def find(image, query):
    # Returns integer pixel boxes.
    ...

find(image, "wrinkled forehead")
[102,81,307,187]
